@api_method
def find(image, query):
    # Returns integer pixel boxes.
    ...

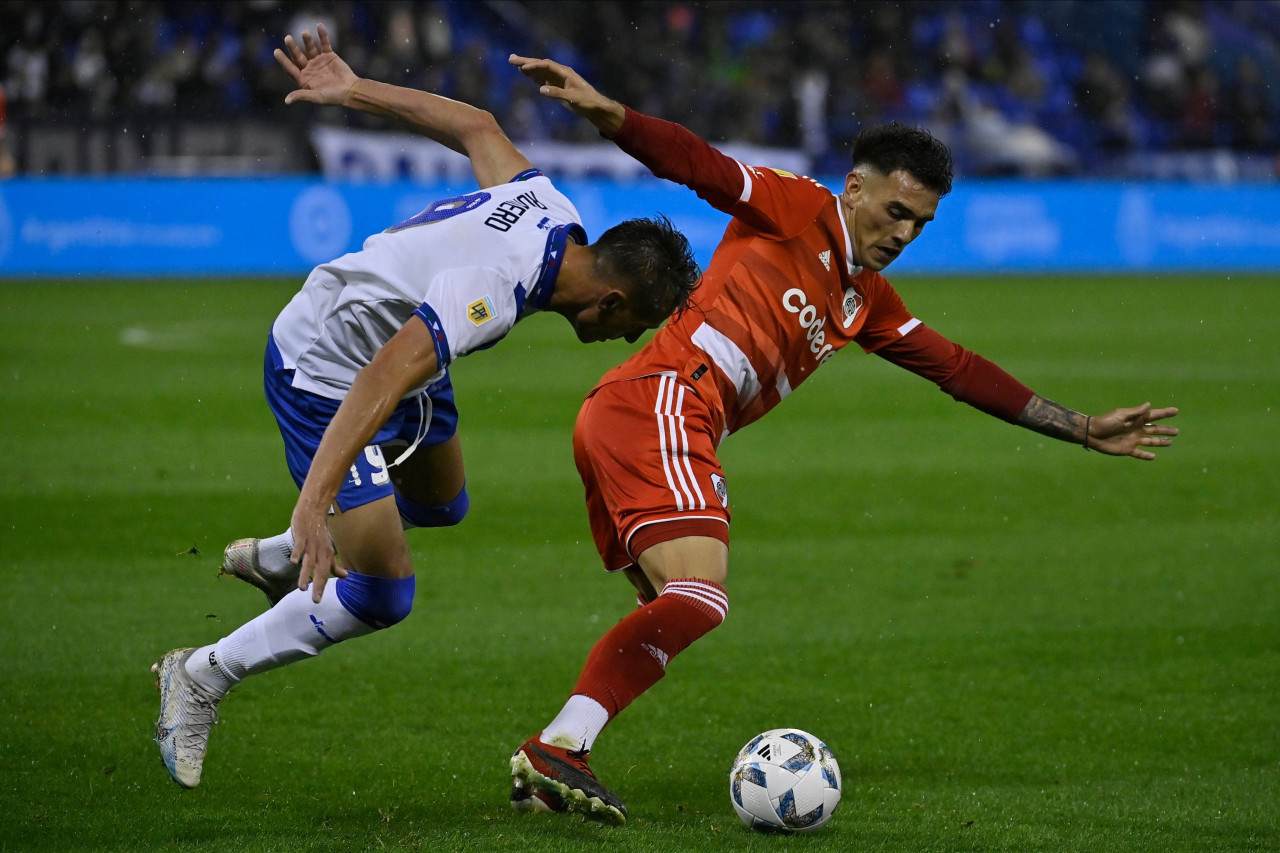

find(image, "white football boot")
[152,648,221,788]
[220,538,298,606]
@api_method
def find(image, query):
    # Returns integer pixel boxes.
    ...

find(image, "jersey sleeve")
[610,106,827,238]
[851,273,918,353]
[416,269,517,366]
[876,323,1035,424]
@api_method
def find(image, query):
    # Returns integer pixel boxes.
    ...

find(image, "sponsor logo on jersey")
[782,288,836,364]
[769,168,797,179]
[711,472,728,507]
[467,296,496,326]
[818,249,832,271]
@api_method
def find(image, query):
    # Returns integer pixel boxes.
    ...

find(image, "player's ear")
[844,170,864,200]
[597,290,625,315]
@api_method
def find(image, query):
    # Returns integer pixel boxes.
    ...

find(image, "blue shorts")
[263,335,459,512]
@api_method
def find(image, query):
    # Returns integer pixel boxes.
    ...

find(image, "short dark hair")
[593,214,701,321]
[851,122,954,197]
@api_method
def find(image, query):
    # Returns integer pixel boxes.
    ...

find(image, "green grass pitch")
[1,274,1276,852]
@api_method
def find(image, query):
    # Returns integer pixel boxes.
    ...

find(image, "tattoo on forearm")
[1017,395,1085,443]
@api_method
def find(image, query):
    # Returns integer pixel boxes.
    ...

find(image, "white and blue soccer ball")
[729,728,842,833]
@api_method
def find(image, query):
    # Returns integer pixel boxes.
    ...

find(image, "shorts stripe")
[672,382,704,509]
[655,375,704,511]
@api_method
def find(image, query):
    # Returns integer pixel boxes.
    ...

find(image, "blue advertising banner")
[1,176,1278,277]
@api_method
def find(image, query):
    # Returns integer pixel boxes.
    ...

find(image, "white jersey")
[272,170,584,399]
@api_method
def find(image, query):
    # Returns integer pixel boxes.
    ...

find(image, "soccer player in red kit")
[506,55,1179,824]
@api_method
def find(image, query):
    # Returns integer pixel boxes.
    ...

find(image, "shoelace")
[173,678,220,748]
[563,746,594,776]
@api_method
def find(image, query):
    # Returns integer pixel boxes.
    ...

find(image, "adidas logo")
[818,249,832,271]
[642,643,670,669]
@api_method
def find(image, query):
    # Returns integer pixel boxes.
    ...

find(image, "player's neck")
[548,243,595,313]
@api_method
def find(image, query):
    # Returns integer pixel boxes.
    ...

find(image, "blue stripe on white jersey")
[411,302,451,371]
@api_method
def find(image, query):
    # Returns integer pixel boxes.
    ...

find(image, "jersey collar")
[525,222,588,313]
[835,194,864,276]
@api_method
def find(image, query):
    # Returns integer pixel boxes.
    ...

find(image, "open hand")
[1087,403,1179,460]
[507,54,626,135]
[289,499,348,603]
[274,23,359,107]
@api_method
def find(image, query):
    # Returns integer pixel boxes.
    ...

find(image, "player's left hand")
[274,23,359,107]
[507,54,626,135]
[1086,403,1179,460]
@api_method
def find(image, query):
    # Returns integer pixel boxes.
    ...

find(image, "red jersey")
[597,108,1033,440]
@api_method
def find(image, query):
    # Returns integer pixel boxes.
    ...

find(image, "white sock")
[185,581,374,697]
[541,694,610,752]
[257,529,296,574]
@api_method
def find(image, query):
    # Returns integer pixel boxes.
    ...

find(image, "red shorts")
[574,373,730,572]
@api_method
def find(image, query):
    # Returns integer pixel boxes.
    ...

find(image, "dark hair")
[851,122,954,197]
[593,214,701,320]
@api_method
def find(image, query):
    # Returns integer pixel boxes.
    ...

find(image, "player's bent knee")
[659,578,729,636]
[335,572,416,629]
[396,485,469,529]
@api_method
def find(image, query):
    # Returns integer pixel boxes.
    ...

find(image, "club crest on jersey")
[710,472,728,507]
[842,287,864,328]
[467,297,496,326]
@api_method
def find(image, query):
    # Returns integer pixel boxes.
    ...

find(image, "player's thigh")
[328,495,414,579]
[386,433,465,506]
[578,376,730,575]
[635,535,729,591]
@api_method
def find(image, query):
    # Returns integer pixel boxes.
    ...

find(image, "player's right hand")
[289,499,348,602]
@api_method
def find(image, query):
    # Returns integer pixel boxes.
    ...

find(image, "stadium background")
[2,0,1279,273]
[2,2,1277,851]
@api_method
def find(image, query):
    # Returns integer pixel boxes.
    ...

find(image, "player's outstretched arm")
[508,55,626,136]
[290,317,441,602]
[1019,396,1179,460]
[275,24,532,188]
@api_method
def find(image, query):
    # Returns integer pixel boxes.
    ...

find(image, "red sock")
[573,579,728,716]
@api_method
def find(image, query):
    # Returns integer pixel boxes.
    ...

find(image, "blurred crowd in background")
[2,0,1277,178]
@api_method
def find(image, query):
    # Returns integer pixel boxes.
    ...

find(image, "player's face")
[573,297,661,344]
[841,168,940,271]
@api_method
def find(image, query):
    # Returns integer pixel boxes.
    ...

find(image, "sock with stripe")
[541,578,728,751]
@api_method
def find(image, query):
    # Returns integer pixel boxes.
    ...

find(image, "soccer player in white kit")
[150,26,699,789]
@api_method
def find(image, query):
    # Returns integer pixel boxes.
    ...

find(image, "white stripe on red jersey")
[599,111,922,439]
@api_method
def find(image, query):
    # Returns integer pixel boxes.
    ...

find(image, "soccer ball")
[729,728,842,833]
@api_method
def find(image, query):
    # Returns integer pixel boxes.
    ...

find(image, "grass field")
[1,274,1276,852]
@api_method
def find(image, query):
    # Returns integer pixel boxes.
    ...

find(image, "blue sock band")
[335,572,415,630]
[396,484,469,529]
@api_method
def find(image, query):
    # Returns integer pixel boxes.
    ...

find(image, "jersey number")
[386,191,493,233]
